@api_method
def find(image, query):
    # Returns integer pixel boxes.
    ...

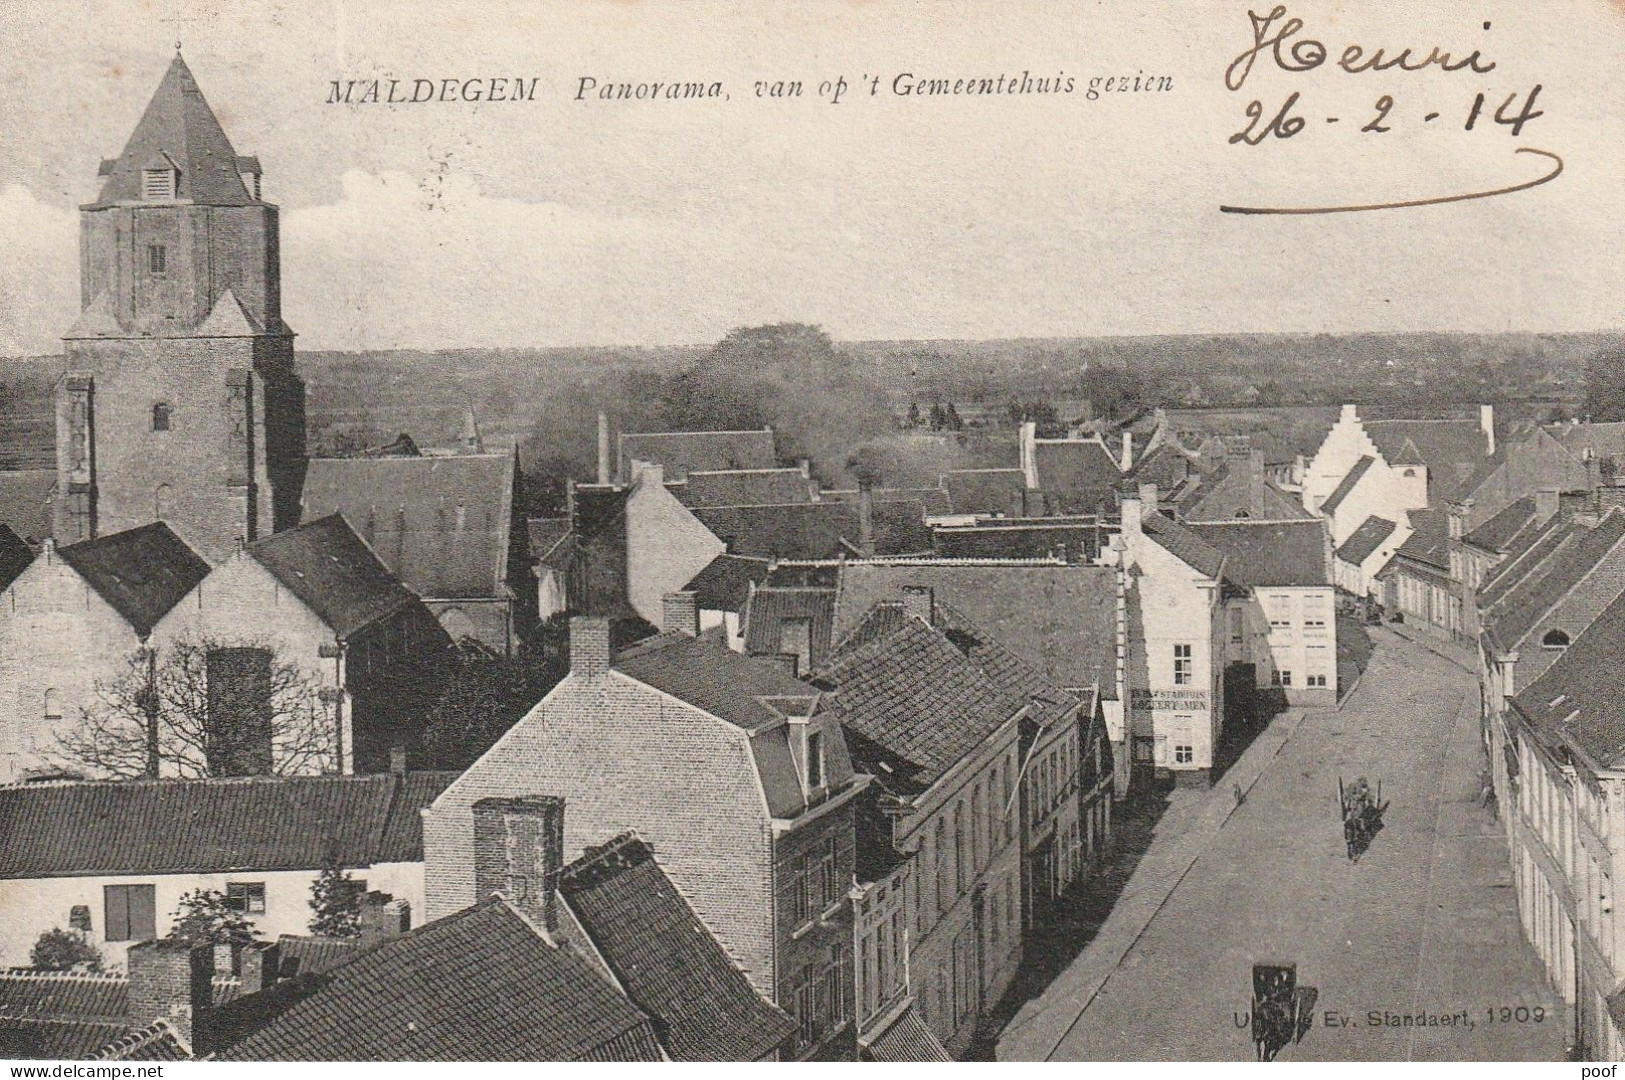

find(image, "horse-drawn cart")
[1338,776,1388,862]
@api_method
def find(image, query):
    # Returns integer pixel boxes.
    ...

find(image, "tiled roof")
[1032,439,1121,513]
[299,454,518,600]
[1514,589,1625,769]
[1335,515,1398,566]
[247,515,420,639]
[1478,510,1577,606]
[931,602,1080,731]
[1126,443,1197,492]
[1186,520,1329,588]
[273,936,362,979]
[1141,512,1225,579]
[942,469,1027,516]
[1390,506,1450,571]
[932,519,1108,563]
[817,607,1018,795]
[92,1020,190,1061]
[618,430,776,482]
[1483,509,1625,651]
[56,523,210,637]
[0,772,456,879]
[1178,459,1312,523]
[215,899,664,1061]
[832,560,1119,695]
[683,553,771,613]
[613,632,822,733]
[861,999,951,1061]
[0,524,33,592]
[742,587,836,669]
[693,501,931,560]
[822,486,953,517]
[1365,420,1491,501]
[88,56,256,210]
[0,1018,129,1059]
[681,469,814,507]
[1320,456,1374,516]
[559,833,795,1061]
[1464,496,1538,553]
[0,971,129,1024]
[0,469,54,545]
[1547,421,1625,461]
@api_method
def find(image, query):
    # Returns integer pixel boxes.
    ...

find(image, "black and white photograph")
[0,0,1621,1065]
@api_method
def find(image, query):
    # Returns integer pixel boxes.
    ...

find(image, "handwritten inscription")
[1225,5,1495,92]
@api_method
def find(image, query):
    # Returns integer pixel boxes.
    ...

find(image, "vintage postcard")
[0,0,1621,1066]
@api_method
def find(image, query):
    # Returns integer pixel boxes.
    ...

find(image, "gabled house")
[683,552,772,648]
[1334,514,1408,600]
[421,615,866,1060]
[0,523,209,783]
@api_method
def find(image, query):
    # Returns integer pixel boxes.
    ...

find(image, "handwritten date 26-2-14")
[1230,86,1542,145]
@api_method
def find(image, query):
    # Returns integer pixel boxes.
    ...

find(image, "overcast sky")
[0,0,1620,353]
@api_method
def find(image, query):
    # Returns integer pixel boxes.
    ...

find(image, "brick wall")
[772,800,856,1057]
[422,673,778,996]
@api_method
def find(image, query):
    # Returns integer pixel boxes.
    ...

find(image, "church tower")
[54,53,306,562]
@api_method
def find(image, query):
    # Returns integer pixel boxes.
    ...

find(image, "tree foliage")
[30,928,102,971]
[54,637,332,780]
[308,858,367,938]
[1587,349,1625,422]
[165,889,258,950]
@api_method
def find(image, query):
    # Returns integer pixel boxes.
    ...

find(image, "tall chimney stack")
[570,615,611,678]
[356,891,411,943]
[857,480,876,559]
[597,411,611,486]
[1480,404,1495,457]
[473,796,566,933]
[1019,421,1040,490]
[662,591,700,637]
[901,585,934,626]
[127,941,213,1051]
[1121,430,1134,472]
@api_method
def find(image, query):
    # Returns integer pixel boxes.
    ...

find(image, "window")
[226,882,266,915]
[1229,608,1244,645]
[1280,670,1292,687]
[805,729,824,789]
[935,816,949,914]
[1003,761,1014,842]
[104,884,156,942]
[151,402,171,431]
[970,784,983,871]
[1173,643,1193,686]
[1174,744,1194,764]
[1308,674,1328,687]
[43,688,61,721]
[819,835,840,909]
[954,800,967,894]
[142,169,175,200]
[1543,629,1571,650]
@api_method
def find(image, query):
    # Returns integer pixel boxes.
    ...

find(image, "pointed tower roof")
[194,287,264,336]
[87,54,255,209]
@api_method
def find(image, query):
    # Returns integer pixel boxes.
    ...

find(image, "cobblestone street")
[999,628,1568,1061]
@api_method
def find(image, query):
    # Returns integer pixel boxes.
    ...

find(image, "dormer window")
[1542,629,1570,650]
[142,168,176,200]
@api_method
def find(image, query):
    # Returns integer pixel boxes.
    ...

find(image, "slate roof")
[88,55,257,210]
[822,486,953,517]
[1482,509,1625,651]
[832,560,1120,696]
[1389,506,1450,571]
[742,587,836,669]
[0,469,55,545]
[299,454,518,600]
[932,519,1108,564]
[1032,439,1122,513]
[55,522,210,637]
[214,899,664,1061]
[1186,520,1329,588]
[693,500,931,560]
[681,469,813,507]
[1335,515,1398,566]
[559,833,795,1061]
[1141,512,1226,579]
[1547,421,1625,461]
[246,514,420,639]
[683,553,771,613]
[1478,510,1582,607]
[1365,419,1491,501]
[618,429,776,482]
[1464,496,1539,553]
[0,524,34,592]
[1320,456,1374,516]
[0,772,455,879]
[942,468,1027,516]
[817,606,1019,796]
[613,631,824,735]
[1513,589,1625,770]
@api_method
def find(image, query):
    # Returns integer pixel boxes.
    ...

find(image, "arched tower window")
[1542,629,1571,649]
[43,689,61,721]
[152,403,172,432]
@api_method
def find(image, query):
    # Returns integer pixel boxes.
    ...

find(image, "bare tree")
[54,636,335,779]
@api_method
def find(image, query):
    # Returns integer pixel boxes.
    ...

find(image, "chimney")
[1480,404,1495,456]
[1121,430,1134,471]
[1585,448,1601,493]
[857,480,876,559]
[1248,449,1266,515]
[1139,482,1159,517]
[901,585,934,625]
[798,458,811,479]
[570,615,611,678]
[1019,422,1039,489]
[596,411,611,486]
[127,940,213,1051]
[239,941,281,995]
[389,745,407,776]
[1534,487,1560,525]
[1120,492,1142,538]
[473,796,565,932]
[1340,403,1358,424]
[662,591,700,637]
[357,891,410,943]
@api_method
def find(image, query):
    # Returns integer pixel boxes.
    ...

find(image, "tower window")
[142,169,175,200]
[147,244,167,274]
[152,403,172,431]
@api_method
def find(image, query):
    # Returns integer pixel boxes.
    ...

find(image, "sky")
[0,0,1621,353]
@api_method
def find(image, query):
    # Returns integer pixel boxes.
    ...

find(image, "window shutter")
[104,886,128,942]
[130,885,157,941]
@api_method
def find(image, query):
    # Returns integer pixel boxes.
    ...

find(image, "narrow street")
[998,628,1566,1061]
